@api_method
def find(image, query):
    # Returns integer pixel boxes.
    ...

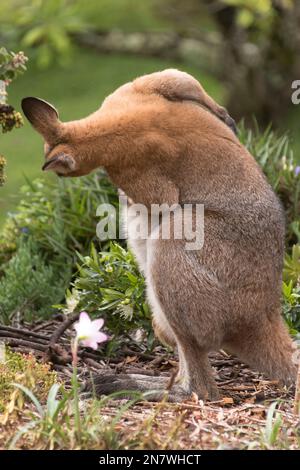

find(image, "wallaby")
[22,69,296,401]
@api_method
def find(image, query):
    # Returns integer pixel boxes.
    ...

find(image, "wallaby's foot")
[175,344,220,401]
[82,374,191,402]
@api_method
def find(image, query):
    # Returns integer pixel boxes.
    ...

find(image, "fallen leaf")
[222,397,234,405]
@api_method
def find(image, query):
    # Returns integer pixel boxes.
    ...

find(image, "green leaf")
[46,383,61,419]
[11,383,44,418]
[9,421,37,450]
[22,26,45,46]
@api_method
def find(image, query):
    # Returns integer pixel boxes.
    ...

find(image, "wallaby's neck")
[64,113,120,156]
[62,112,129,173]
[63,113,180,206]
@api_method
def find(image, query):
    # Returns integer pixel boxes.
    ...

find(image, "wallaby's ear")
[21,97,61,141]
[134,69,237,135]
[42,153,76,174]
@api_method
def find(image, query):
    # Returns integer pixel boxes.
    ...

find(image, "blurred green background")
[1,0,300,224]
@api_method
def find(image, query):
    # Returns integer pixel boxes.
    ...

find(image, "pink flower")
[74,312,108,350]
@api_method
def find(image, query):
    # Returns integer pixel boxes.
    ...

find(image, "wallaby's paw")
[205,384,220,402]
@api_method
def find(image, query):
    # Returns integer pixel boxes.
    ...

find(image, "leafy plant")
[72,242,151,338]
[239,122,300,247]
[221,0,274,30]
[282,280,300,335]
[7,382,145,450]
[1,171,118,260]
[1,0,86,68]
[0,170,118,323]
[262,402,283,449]
[0,47,27,134]
[283,244,300,286]
[0,238,71,324]
[0,348,57,414]
[0,47,27,185]
[0,47,27,81]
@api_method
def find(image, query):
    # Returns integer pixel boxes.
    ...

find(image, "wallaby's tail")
[82,374,188,402]
[228,317,297,386]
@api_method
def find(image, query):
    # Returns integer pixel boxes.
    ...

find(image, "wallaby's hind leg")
[84,253,220,402]
[226,317,296,386]
[147,241,221,401]
[89,284,219,401]
[176,343,219,400]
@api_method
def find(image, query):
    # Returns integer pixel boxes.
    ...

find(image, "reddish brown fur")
[22,69,296,401]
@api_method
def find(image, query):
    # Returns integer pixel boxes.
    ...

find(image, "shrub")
[0,170,118,323]
[69,242,152,344]
[238,123,300,247]
[0,238,70,324]
[1,171,117,259]
[0,2,85,69]
[0,47,27,186]
[283,246,300,338]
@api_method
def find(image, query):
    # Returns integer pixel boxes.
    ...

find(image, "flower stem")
[71,338,81,441]
[294,357,300,415]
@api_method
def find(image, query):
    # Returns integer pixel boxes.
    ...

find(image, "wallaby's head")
[22,69,237,179]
